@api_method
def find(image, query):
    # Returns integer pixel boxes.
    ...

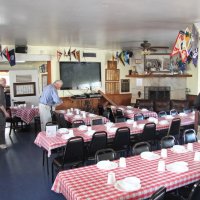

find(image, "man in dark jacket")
[0,78,10,149]
[194,93,200,110]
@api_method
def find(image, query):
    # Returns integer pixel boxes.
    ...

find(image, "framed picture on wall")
[41,74,48,90]
[121,79,130,93]
[13,82,36,97]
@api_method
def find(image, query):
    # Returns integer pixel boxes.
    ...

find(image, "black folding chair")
[132,142,151,156]
[167,117,181,143]
[170,109,178,116]
[112,127,130,157]
[57,113,69,128]
[87,131,107,161]
[183,129,197,144]
[160,135,175,149]
[149,187,166,200]
[51,136,84,182]
[95,148,116,163]
[91,118,103,126]
[72,120,85,128]
[134,113,144,121]
[158,111,167,118]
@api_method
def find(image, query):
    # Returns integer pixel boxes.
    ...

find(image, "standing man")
[39,80,63,131]
[0,78,10,149]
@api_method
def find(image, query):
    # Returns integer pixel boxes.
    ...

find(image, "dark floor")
[0,125,65,200]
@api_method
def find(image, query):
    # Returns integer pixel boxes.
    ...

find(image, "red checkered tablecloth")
[52,142,200,200]
[11,107,39,124]
[64,112,109,125]
[34,113,194,157]
[113,106,158,119]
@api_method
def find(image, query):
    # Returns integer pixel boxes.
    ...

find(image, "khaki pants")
[39,104,55,131]
[0,112,6,144]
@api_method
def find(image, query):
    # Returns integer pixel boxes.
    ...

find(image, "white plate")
[179,113,187,117]
[97,160,118,170]
[105,122,114,127]
[141,108,148,112]
[115,180,141,192]
[126,110,133,114]
[137,124,145,129]
[66,112,73,116]
[141,152,160,160]
[171,145,188,153]
[165,115,174,119]
[74,115,81,119]
[126,119,134,124]
[148,117,156,122]
[88,114,95,117]
[108,127,117,133]
[58,128,68,134]
[85,130,95,136]
[190,116,195,120]
[61,134,72,140]
[166,162,189,173]
[126,106,133,109]
[78,125,88,131]
[159,120,169,125]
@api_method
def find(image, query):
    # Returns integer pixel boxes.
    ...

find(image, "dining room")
[1,0,200,200]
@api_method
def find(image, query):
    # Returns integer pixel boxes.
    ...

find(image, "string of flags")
[171,25,198,67]
[112,50,133,66]
[57,47,80,62]
[0,45,16,66]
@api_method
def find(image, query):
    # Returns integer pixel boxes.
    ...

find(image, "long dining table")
[111,105,158,119]
[34,113,195,157]
[55,109,109,125]
[10,106,39,124]
[52,142,200,200]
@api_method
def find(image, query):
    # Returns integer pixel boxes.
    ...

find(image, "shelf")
[126,74,192,78]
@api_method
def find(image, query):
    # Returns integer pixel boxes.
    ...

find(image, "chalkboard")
[60,62,101,90]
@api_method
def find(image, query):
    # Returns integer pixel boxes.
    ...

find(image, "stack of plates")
[115,177,141,192]
[74,115,81,119]
[137,124,145,129]
[126,110,133,114]
[179,113,187,117]
[159,120,169,125]
[108,127,117,133]
[57,128,68,134]
[141,108,148,112]
[171,145,188,153]
[165,115,174,119]
[88,113,95,117]
[140,152,160,160]
[66,112,73,116]
[97,160,118,170]
[166,161,189,173]
[148,117,156,122]
[126,119,134,124]
[78,125,88,131]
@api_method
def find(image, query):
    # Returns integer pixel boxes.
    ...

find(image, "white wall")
[9,69,40,106]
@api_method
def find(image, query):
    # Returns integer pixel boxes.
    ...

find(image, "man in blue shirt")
[39,80,63,131]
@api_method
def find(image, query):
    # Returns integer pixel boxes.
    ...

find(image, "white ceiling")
[0,0,200,49]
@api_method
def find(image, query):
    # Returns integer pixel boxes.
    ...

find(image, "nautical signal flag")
[9,49,16,66]
[2,47,10,61]
[57,50,62,61]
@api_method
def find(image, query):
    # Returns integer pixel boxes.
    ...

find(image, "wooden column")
[47,61,51,84]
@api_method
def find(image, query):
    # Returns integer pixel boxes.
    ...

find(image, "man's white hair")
[53,80,63,85]
[0,78,6,85]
